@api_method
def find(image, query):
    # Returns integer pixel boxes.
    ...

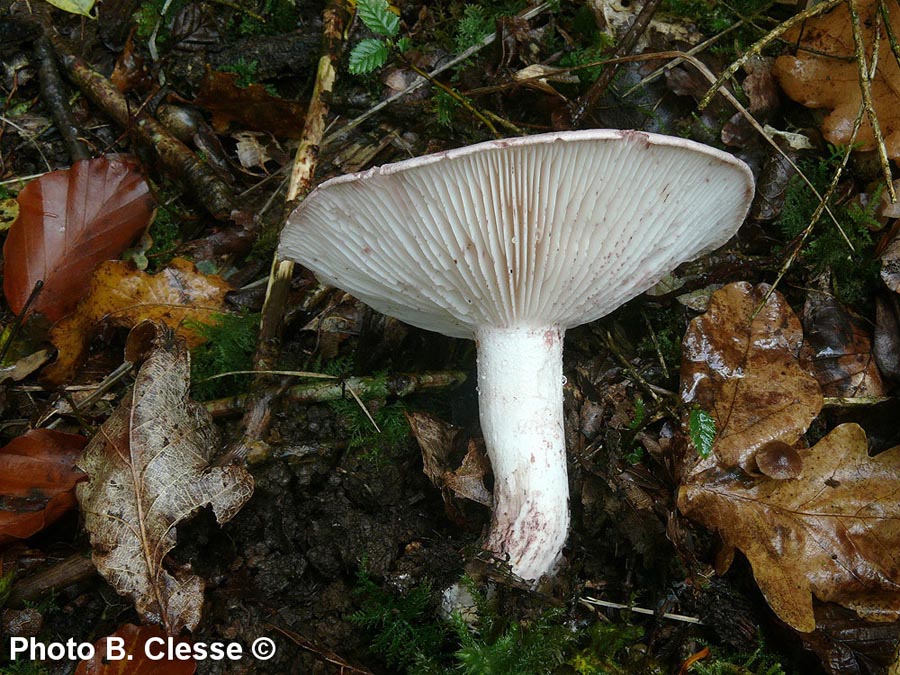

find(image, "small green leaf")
[396,36,412,53]
[349,39,390,74]
[356,0,400,37]
[689,406,716,459]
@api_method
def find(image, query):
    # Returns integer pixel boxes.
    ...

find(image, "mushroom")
[279,129,754,582]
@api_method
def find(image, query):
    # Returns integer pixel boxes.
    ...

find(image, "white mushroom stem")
[476,325,569,582]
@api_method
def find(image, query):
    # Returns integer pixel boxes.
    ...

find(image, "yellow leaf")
[44,0,97,17]
[44,258,232,384]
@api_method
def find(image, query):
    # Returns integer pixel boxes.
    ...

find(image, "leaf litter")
[77,323,253,634]
[678,283,900,634]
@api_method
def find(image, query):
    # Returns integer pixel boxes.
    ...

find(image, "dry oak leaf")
[77,326,253,634]
[680,282,823,475]
[679,423,900,633]
[3,156,155,322]
[773,0,900,158]
[43,258,231,384]
[0,429,86,544]
[76,623,196,674]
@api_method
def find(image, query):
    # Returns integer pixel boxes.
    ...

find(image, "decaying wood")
[6,553,96,608]
[46,32,236,219]
[206,370,468,418]
[226,0,352,464]
[34,35,88,162]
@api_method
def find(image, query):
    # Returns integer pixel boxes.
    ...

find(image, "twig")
[205,370,468,418]
[0,281,42,363]
[822,395,893,407]
[849,0,895,201]
[267,624,375,675]
[620,20,746,99]
[34,35,89,162]
[570,0,664,128]
[698,0,845,110]
[580,596,704,624]
[401,57,501,137]
[6,553,96,608]
[323,1,552,146]
[227,0,352,464]
[47,32,236,218]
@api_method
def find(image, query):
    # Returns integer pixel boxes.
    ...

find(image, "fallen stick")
[226,0,352,464]
[205,370,468,418]
[47,32,236,219]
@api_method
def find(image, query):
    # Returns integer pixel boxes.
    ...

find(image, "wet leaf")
[43,258,232,384]
[0,429,87,544]
[680,282,823,475]
[77,325,253,634]
[773,0,900,158]
[194,69,306,139]
[75,623,196,674]
[3,157,155,323]
[874,293,900,380]
[802,290,884,398]
[679,423,900,633]
[798,603,900,675]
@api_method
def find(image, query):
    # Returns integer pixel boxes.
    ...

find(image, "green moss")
[146,204,181,272]
[134,0,190,43]
[189,312,260,401]
[777,157,881,306]
[236,0,297,36]
[352,566,448,673]
[687,642,785,674]
[219,57,278,94]
[352,569,654,675]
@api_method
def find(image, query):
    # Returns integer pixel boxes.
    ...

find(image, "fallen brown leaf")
[194,68,306,139]
[3,156,155,322]
[75,623,196,674]
[77,324,253,634]
[679,423,900,633]
[773,0,900,158]
[680,282,823,475]
[43,258,231,384]
[407,412,492,512]
[802,290,884,398]
[0,429,87,544]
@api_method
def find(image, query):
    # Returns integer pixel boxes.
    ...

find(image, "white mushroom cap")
[279,129,754,338]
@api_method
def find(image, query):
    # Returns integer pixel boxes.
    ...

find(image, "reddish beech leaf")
[680,282,823,476]
[194,68,306,139]
[802,290,884,398]
[76,623,196,674]
[43,258,232,384]
[3,156,155,322]
[77,324,253,634]
[679,423,900,633]
[0,429,87,544]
